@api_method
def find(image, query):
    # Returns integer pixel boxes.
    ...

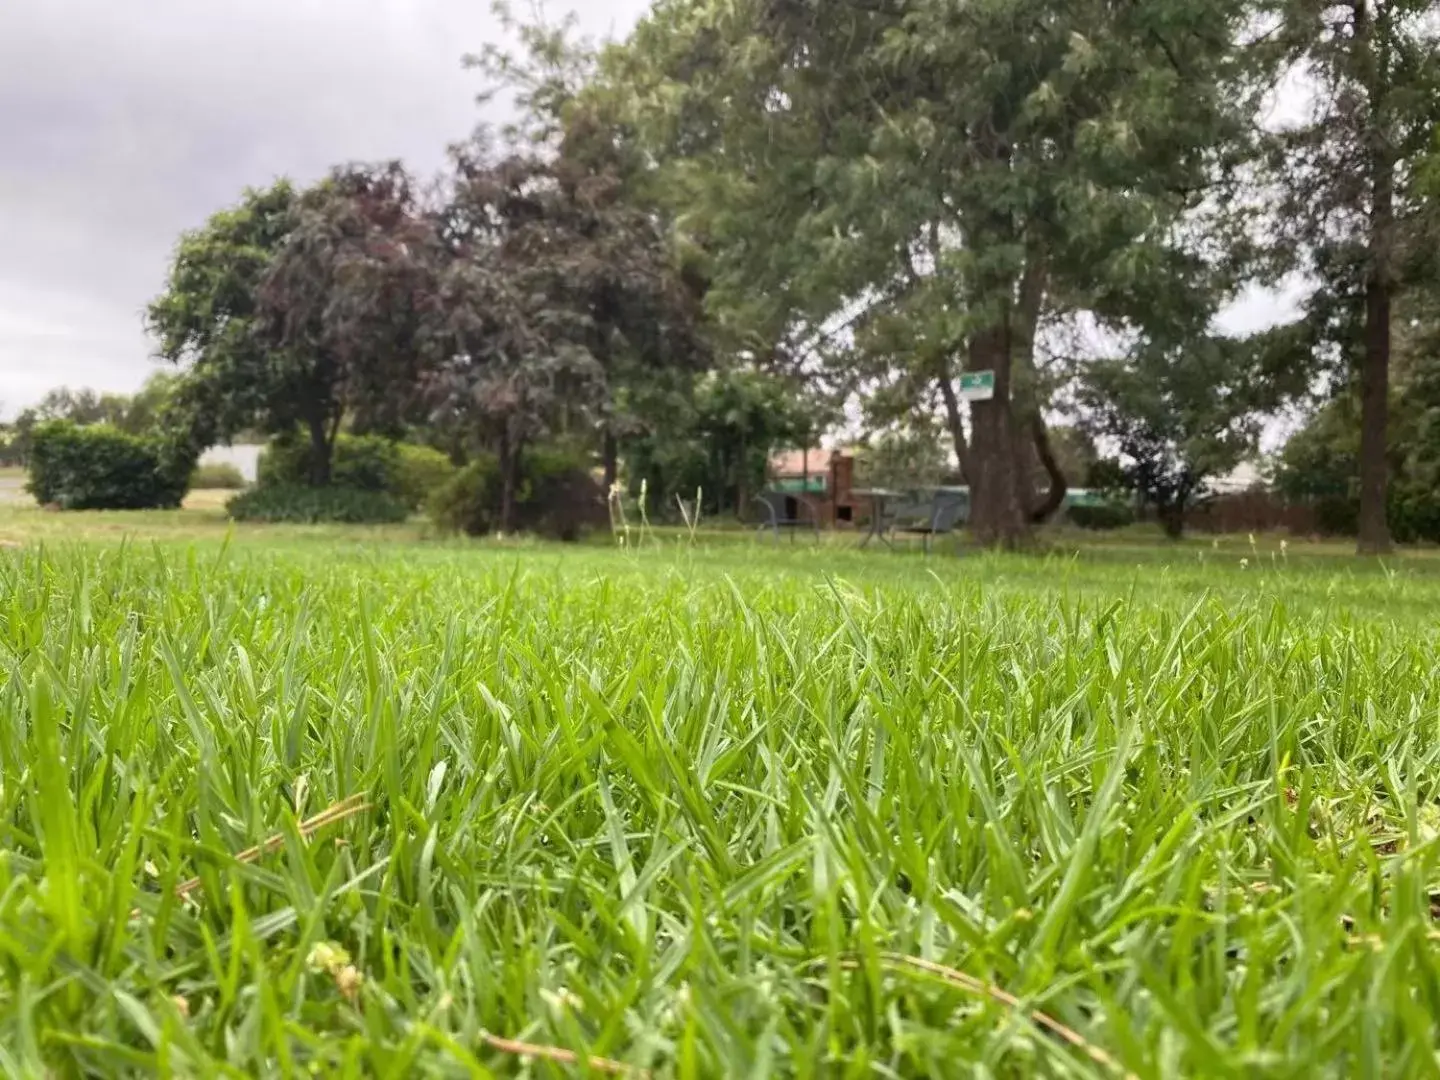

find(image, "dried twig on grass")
[133,793,371,915]
[481,1032,647,1077]
[829,953,1136,1080]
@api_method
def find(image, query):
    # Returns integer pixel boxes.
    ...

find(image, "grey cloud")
[0,0,649,415]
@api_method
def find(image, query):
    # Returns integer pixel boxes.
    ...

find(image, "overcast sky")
[0,0,1300,418]
[0,0,650,416]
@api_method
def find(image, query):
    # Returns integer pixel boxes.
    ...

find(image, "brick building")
[766,449,858,527]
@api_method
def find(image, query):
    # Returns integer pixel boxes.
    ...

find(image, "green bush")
[258,433,400,490]
[427,455,503,536]
[1299,490,1440,541]
[190,462,248,489]
[258,433,449,507]
[1067,502,1135,530]
[393,444,457,509]
[27,421,188,510]
[1313,495,1358,536]
[226,485,409,524]
[428,446,605,540]
[1388,484,1440,544]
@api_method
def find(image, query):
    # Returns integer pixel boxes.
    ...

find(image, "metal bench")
[889,489,967,553]
[753,491,822,542]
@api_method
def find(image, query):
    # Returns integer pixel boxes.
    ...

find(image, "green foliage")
[426,456,502,536]
[613,0,1260,543]
[1077,333,1301,536]
[855,417,952,491]
[1271,398,1363,504]
[148,170,436,483]
[428,445,605,540]
[392,444,457,510]
[258,434,453,509]
[1067,503,1137,530]
[258,433,397,492]
[226,484,409,524]
[146,181,301,451]
[26,421,189,510]
[189,462,248,490]
[3,374,184,469]
[624,367,832,516]
[1271,380,1440,540]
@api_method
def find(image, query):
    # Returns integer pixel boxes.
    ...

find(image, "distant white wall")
[199,444,263,483]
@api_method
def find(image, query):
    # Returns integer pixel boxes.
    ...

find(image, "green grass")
[4,518,1440,1076]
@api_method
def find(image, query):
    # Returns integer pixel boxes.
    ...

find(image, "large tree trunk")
[305,412,333,487]
[966,324,1031,548]
[1355,0,1393,556]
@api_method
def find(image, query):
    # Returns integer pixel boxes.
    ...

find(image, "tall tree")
[1262,0,1440,552]
[426,143,705,531]
[468,2,711,490]
[148,166,436,486]
[254,162,438,481]
[1076,333,1298,536]
[147,181,299,458]
[612,0,1257,546]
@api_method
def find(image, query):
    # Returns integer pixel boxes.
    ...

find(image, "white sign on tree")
[958,371,995,401]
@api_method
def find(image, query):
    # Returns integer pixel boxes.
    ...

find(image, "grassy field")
[3,508,1440,1076]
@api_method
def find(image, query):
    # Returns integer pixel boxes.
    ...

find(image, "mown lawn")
[2,513,1440,1076]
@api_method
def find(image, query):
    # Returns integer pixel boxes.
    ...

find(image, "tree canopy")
[113,0,1440,547]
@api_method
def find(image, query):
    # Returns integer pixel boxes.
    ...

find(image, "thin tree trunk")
[1355,0,1393,555]
[1028,414,1067,522]
[737,435,749,522]
[602,430,619,492]
[937,367,973,482]
[1160,501,1185,539]
[1357,277,1392,553]
[305,412,333,487]
[498,426,518,535]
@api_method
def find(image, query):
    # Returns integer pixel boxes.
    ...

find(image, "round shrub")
[393,444,457,510]
[428,455,502,536]
[28,421,189,510]
[190,462,248,490]
[227,485,409,524]
[519,445,608,541]
[427,446,606,540]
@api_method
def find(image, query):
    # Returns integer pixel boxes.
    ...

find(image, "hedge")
[226,485,410,524]
[27,421,189,510]
[1067,502,1136,530]
[190,462,249,490]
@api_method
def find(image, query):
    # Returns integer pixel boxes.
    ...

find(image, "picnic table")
[852,488,905,548]
[854,487,968,552]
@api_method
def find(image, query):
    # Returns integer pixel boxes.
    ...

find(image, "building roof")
[770,448,837,477]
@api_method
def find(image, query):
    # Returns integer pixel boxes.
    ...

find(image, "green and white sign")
[773,475,827,493]
[958,371,995,401]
